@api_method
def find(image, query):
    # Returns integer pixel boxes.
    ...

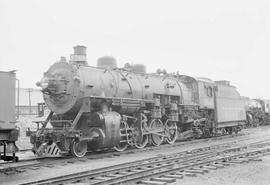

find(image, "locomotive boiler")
[30,46,246,157]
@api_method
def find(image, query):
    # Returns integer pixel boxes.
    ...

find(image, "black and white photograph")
[1,0,270,184]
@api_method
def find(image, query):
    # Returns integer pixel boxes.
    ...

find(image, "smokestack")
[70,45,88,65]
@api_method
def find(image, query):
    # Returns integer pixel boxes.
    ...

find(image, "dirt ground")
[176,155,270,185]
[9,117,270,185]
[172,126,270,185]
[1,125,270,185]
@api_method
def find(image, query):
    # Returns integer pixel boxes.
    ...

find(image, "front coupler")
[30,128,82,157]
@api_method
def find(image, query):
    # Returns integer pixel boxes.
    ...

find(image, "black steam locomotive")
[29,46,246,157]
[245,99,270,127]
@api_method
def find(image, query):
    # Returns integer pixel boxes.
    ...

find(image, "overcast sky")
[0,0,270,99]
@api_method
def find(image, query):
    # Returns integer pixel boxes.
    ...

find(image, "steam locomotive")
[245,99,270,127]
[29,46,246,158]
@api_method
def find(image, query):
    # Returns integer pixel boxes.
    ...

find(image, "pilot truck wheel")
[70,139,87,157]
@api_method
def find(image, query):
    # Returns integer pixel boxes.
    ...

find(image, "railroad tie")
[105,173,123,178]
[3,170,16,175]
[218,162,231,166]
[248,158,262,162]
[175,172,197,177]
[162,174,184,179]
[117,171,131,175]
[184,169,204,174]
[237,158,249,162]
[43,164,54,168]
[139,180,167,185]
[151,177,176,183]
[182,162,194,166]
[94,176,111,181]
[202,165,218,170]
[132,169,146,172]
[211,163,225,168]
[28,166,40,170]
[15,168,26,173]
[192,167,209,173]
[229,160,246,164]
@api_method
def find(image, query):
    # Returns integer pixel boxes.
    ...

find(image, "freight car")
[29,46,246,158]
[0,71,19,161]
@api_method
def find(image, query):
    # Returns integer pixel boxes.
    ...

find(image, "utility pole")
[28,88,33,114]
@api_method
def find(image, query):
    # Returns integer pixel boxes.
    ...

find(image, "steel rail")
[20,140,270,185]
[123,148,270,185]
[0,132,249,170]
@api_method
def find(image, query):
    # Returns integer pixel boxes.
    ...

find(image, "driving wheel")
[164,120,178,145]
[114,120,129,152]
[149,119,164,146]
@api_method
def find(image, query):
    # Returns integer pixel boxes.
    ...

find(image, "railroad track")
[0,132,248,173]
[0,139,235,175]
[20,139,270,185]
[1,132,269,177]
